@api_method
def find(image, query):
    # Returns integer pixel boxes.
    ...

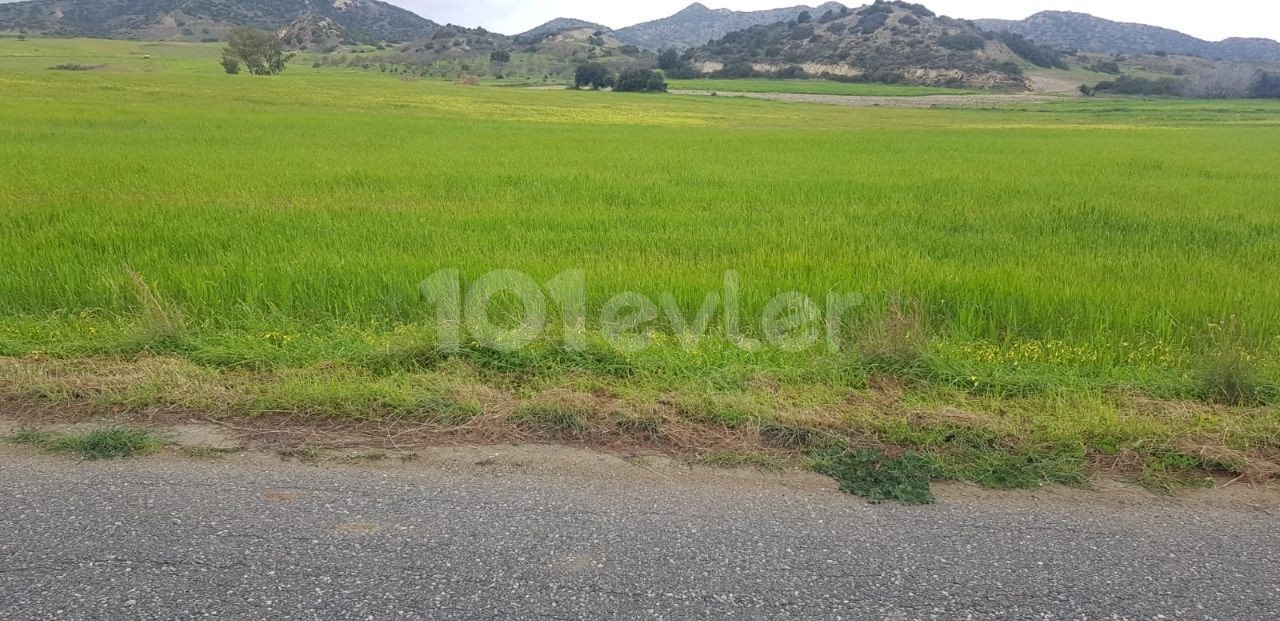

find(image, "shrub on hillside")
[939,33,985,52]
[613,69,667,93]
[1087,61,1121,75]
[854,12,889,34]
[995,61,1023,76]
[997,32,1067,70]
[714,62,759,79]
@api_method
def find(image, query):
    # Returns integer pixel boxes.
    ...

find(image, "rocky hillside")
[976,12,1280,63]
[516,18,612,41]
[614,2,847,50]
[685,1,1057,88]
[398,22,647,66]
[0,0,436,44]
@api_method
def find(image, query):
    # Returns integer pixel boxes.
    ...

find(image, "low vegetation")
[11,426,164,460]
[1,38,1279,499]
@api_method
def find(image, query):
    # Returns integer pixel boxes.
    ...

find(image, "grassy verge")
[2,354,1275,502]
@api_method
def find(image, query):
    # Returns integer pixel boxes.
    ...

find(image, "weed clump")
[124,267,189,350]
[11,426,164,460]
[810,448,935,505]
[1195,317,1276,406]
[856,297,930,376]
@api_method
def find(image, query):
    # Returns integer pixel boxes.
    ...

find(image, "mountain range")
[0,0,436,44]
[2,1,1279,64]
[976,12,1280,63]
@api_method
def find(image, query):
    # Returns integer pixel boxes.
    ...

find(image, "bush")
[854,12,889,34]
[998,32,1067,69]
[939,33,986,52]
[220,53,241,75]
[489,50,510,63]
[573,62,614,89]
[614,69,667,93]
[1087,61,1121,75]
[995,61,1023,76]
[714,61,759,79]
[1093,75,1184,96]
[771,65,808,79]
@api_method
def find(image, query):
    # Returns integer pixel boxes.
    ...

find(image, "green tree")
[657,48,681,71]
[573,63,614,90]
[614,69,668,93]
[221,27,293,76]
[490,50,511,63]
[1256,72,1280,99]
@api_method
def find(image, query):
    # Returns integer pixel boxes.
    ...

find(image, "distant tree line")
[1080,68,1280,99]
[573,63,667,93]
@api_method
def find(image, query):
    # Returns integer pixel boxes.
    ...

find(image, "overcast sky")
[389,1,1280,42]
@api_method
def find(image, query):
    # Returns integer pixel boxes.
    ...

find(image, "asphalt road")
[1,448,1277,620]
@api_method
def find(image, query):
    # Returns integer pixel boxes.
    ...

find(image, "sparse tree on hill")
[221,27,293,76]
[490,50,511,64]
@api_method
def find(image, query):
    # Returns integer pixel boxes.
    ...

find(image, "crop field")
[2,37,1280,489]
[663,77,980,96]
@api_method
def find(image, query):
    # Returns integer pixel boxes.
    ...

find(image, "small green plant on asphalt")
[11,426,164,460]
[810,448,936,505]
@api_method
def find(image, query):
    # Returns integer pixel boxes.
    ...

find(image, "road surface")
[1,446,1276,620]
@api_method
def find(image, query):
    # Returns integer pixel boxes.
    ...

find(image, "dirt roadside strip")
[670,89,1066,108]
[1,417,1277,509]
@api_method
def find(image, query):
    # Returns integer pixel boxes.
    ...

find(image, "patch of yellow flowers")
[933,338,1187,368]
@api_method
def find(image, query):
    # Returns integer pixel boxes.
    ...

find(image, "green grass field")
[664,77,981,96]
[3,37,1279,490]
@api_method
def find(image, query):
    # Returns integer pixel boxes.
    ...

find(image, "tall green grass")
[1,38,1279,398]
[665,77,980,96]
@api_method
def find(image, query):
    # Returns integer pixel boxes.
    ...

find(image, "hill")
[976,12,1280,63]
[0,0,436,44]
[615,1,847,50]
[684,1,1056,88]
[517,18,612,40]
